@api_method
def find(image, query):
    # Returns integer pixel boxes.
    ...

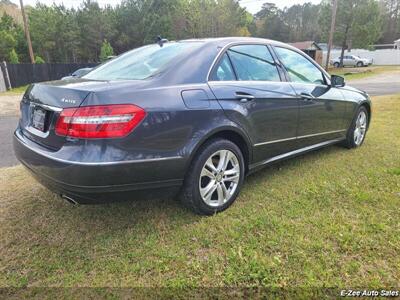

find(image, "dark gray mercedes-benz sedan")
[14,37,371,215]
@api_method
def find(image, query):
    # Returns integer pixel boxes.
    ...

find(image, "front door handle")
[299,92,315,101]
[235,92,255,103]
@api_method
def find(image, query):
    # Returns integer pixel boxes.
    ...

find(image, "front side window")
[84,42,202,81]
[227,45,280,81]
[275,47,325,85]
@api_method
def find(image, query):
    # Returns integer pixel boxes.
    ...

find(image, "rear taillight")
[55,104,146,139]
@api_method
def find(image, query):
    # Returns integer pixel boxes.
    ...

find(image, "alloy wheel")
[354,110,367,145]
[199,150,240,207]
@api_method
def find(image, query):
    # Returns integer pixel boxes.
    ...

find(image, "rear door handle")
[235,92,255,103]
[299,92,315,101]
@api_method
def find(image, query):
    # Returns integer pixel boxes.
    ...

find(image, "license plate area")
[31,106,48,132]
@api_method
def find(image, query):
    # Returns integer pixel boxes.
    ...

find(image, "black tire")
[180,138,245,215]
[356,61,363,67]
[342,106,369,149]
[333,62,340,68]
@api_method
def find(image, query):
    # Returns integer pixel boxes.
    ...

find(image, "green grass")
[0,94,399,297]
[0,85,29,96]
[329,65,399,81]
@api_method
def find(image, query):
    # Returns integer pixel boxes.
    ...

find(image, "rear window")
[84,42,202,81]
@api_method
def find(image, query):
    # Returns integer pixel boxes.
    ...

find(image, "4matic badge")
[61,98,77,104]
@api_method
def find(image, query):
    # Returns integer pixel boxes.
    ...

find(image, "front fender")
[340,86,371,129]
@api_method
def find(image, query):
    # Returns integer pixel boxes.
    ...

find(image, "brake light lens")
[55,104,146,138]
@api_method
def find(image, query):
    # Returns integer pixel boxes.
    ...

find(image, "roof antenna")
[156,35,168,47]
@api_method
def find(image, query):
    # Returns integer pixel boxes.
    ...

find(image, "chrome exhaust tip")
[61,195,78,205]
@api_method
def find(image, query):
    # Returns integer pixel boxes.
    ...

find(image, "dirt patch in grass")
[0,94,21,116]
[0,86,27,116]
[0,95,399,295]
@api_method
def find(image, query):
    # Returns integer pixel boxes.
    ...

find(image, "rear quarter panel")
[79,83,241,176]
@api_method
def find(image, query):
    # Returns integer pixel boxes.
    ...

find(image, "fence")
[323,48,400,66]
[0,67,6,93]
[2,63,98,89]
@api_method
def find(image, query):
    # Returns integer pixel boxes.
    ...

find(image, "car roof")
[149,37,329,85]
[178,37,294,50]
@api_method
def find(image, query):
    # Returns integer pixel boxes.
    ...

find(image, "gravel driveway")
[0,70,399,168]
[348,69,400,96]
[0,94,20,167]
[0,116,19,167]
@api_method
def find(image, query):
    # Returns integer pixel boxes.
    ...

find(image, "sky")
[10,0,322,14]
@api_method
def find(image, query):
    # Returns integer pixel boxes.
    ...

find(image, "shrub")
[100,39,114,62]
[35,56,45,64]
[8,49,19,63]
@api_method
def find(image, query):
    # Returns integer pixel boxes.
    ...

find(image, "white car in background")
[331,55,373,68]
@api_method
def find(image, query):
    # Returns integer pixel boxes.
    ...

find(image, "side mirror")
[331,75,345,87]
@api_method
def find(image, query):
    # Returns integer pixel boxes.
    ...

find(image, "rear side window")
[275,47,325,85]
[210,53,236,81]
[227,45,280,82]
[84,42,202,80]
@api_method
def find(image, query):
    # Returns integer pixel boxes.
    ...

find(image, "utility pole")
[19,0,35,64]
[325,0,338,71]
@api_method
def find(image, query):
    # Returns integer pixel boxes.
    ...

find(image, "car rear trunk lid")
[19,82,92,150]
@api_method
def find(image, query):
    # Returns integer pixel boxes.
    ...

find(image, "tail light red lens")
[55,104,146,139]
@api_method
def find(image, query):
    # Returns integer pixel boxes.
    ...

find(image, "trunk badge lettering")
[61,98,77,104]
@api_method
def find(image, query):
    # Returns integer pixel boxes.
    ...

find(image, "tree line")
[0,0,399,64]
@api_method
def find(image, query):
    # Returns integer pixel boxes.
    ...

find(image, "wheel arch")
[187,126,253,174]
[359,101,372,129]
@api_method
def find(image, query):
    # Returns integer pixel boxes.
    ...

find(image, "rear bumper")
[13,129,185,204]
